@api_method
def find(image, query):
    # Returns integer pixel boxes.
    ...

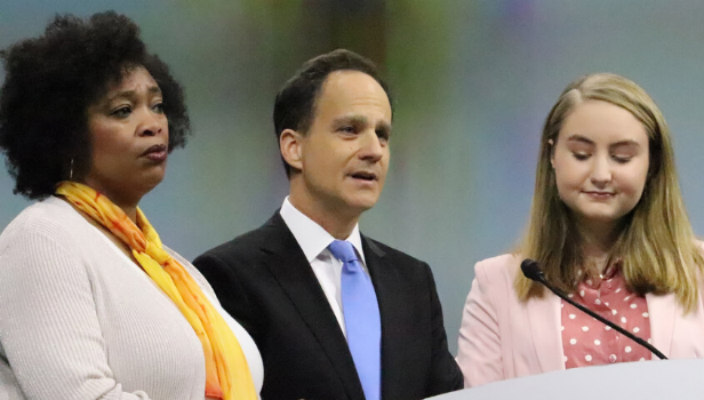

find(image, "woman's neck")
[76,179,141,223]
[576,219,623,276]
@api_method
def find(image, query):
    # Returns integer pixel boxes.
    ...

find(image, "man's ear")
[280,128,304,172]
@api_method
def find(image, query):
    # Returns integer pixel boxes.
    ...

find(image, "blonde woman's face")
[551,100,650,231]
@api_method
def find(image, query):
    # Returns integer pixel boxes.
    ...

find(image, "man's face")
[289,70,392,220]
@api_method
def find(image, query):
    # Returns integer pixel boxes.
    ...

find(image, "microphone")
[520,258,668,360]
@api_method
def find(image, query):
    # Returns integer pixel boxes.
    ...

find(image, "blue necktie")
[328,240,381,400]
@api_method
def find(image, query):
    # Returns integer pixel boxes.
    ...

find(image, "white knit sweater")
[0,197,263,399]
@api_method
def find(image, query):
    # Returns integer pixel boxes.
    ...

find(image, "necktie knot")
[328,240,359,265]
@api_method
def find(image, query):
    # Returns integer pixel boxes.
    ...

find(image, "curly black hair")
[0,11,190,199]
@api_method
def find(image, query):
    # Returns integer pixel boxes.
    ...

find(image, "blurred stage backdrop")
[3,1,704,353]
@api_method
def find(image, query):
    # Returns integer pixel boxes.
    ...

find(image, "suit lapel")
[362,236,402,399]
[261,214,364,398]
[646,292,675,358]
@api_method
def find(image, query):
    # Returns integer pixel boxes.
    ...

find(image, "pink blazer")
[456,254,704,388]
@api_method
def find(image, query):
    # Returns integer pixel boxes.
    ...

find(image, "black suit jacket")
[194,212,462,400]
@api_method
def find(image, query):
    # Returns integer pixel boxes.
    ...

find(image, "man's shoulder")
[195,213,284,265]
[363,236,427,269]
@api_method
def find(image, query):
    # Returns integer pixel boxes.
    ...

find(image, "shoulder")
[198,226,269,260]
[473,253,522,287]
[694,240,704,254]
[363,236,429,273]
[194,214,283,270]
[0,197,88,249]
[0,198,101,298]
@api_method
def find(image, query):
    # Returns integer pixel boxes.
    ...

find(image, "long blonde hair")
[515,73,704,312]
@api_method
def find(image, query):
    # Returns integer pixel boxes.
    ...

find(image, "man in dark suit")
[194,49,462,400]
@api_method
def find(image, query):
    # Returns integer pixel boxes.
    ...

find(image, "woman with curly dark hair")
[0,11,262,399]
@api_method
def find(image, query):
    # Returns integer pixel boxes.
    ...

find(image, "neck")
[101,194,139,224]
[575,218,623,274]
[122,205,139,224]
[77,179,141,223]
[288,194,361,240]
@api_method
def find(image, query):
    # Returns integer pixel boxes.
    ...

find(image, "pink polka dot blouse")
[560,261,652,368]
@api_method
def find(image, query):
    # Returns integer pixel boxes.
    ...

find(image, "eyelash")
[111,106,132,118]
[572,152,632,163]
[376,129,390,141]
[110,101,165,118]
[336,125,390,144]
[612,155,631,163]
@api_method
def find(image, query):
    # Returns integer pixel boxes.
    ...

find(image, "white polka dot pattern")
[561,263,651,369]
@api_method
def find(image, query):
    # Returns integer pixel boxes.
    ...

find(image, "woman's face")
[82,66,169,206]
[551,100,650,232]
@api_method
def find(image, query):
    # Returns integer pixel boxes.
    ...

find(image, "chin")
[350,195,381,209]
[137,175,165,194]
[338,200,376,216]
[577,212,625,225]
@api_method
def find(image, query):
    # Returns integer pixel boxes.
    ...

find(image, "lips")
[349,171,378,181]
[583,190,615,199]
[142,144,168,162]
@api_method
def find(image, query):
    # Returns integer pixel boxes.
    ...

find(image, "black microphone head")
[520,259,544,282]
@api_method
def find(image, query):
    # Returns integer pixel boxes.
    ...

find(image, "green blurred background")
[3,0,704,354]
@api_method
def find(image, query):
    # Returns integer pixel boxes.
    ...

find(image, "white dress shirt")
[279,197,369,336]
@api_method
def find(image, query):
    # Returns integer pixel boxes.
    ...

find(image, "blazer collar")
[360,236,408,399]
[525,291,565,373]
[361,236,385,271]
[260,212,366,399]
[279,198,366,264]
[646,292,676,358]
[525,289,676,368]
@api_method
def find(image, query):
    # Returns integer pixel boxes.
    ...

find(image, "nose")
[590,155,612,186]
[358,130,385,162]
[138,108,167,137]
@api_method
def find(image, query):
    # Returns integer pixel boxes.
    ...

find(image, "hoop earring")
[69,158,75,181]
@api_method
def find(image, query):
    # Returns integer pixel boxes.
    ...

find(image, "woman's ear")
[548,138,556,169]
[280,128,304,172]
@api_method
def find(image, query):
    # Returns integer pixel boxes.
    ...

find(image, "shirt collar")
[279,196,365,264]
[576,258,623,288]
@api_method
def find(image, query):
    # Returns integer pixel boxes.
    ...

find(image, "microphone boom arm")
[521,259,668,360]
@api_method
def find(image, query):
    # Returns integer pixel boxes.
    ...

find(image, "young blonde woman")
[456,73,704,387]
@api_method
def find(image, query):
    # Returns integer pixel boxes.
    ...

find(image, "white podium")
[427,359,704,399]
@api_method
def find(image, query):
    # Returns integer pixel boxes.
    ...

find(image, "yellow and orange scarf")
[56,181,256,400]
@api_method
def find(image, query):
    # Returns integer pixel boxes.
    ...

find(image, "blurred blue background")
[3,1,704,354]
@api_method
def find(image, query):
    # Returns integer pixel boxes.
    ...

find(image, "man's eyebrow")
[332,115,368,125]
[376,120,391,130]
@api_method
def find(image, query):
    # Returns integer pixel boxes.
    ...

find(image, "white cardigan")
[0,197,263,399]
